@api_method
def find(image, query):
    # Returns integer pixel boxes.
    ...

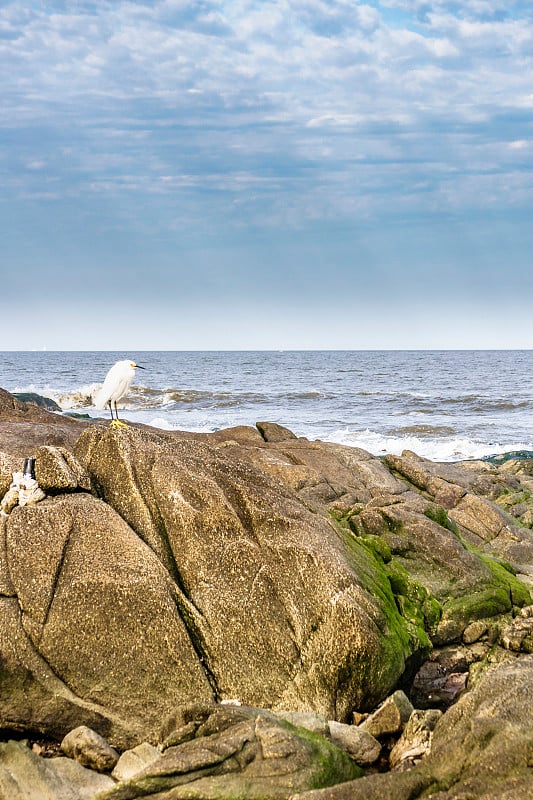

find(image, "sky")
[1,0,533,350]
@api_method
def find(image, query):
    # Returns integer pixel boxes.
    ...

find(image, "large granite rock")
[73,425,423,724]
[2,492,213,748]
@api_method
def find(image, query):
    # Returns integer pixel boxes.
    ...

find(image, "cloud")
[1,0,533,265]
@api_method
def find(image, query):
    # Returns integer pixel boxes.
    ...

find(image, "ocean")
[1,350,533,463]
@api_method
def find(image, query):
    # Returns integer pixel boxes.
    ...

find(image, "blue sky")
[1,0,533,350]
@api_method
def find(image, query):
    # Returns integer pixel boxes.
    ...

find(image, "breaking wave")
[327,428,531,463]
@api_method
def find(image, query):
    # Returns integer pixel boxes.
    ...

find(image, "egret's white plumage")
[95,359,145,425]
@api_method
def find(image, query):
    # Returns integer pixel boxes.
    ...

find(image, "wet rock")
[13,392,62,413]
[61,725,119,773]
[410,648,475,710]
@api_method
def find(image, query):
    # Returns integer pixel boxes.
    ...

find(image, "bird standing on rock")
[94,359,145,427]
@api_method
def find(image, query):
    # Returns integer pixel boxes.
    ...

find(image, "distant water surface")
[1,350,533,462]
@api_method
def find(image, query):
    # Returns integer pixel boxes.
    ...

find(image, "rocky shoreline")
[1,388,533,799]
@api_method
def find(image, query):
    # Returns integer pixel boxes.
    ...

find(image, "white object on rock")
[0,469,46,514]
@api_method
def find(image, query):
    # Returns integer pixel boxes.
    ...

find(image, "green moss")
[292,724,364,788]
[331,522,435,693]
[479,554,531,608]
[439,552,531,627]
[386,560,442,639]
[443,585,512,624]
[424,505,459,535]
[359,534,392,563]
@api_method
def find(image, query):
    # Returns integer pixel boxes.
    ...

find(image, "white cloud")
[1,0,533,231]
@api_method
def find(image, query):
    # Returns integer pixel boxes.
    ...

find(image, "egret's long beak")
[133,363,146,369]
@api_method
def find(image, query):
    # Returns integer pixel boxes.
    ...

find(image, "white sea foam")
[327,428,530,463]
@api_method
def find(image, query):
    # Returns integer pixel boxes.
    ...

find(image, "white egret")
[94,359,145,427]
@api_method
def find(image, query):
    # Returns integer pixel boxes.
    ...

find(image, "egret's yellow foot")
[110,419,128,429]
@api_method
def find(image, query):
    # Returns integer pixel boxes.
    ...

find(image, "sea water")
[1,350,533,462]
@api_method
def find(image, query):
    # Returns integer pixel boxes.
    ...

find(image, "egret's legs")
[108,401,128,428]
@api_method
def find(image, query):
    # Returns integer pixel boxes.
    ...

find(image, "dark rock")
[13,392,62,413]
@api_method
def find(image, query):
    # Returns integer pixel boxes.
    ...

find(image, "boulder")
[13,392,62,413]
[112,743,161,782]
[34,446,91,493]
[272,711,329,737]
[60,725,119,773]
[94,704,363,800]
[256,421,299,442]
[360,690,413,738]
[327,720,381,766]
[2,492,214,748]
[72,425,426,722]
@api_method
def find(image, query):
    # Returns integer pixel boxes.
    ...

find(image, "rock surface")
[96,704,363,800]
[1,388,533,798]
[0,740,114,800]
[289,655,533,800]
[327,721,381,766]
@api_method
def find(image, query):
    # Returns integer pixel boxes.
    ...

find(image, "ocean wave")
[327,428,531,463]
[386,424,457,438]
[52,384,333,412]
